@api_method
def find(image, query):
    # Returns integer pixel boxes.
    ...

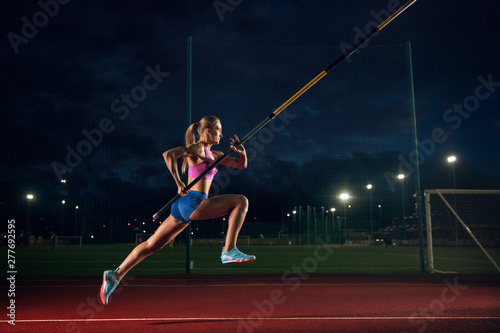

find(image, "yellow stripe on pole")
[273,70,328,117]
[378,0,417,31]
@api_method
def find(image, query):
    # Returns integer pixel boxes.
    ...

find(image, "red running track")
[2,274,500,332]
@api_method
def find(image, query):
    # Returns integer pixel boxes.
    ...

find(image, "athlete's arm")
[163,144,202,195]
[214,135,247,169]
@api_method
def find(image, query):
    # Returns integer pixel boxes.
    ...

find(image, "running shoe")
[100,268,119,305]
[221,247,256,264]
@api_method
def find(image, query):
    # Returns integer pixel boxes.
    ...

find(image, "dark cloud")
[2,0,499,234]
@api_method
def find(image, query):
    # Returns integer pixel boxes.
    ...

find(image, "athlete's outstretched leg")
[115,215,188,282]
[100,215,187,304]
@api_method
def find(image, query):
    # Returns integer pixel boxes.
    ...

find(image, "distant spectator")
[37,235,43,247]
[29,234,35,248]
[50,231,57,249]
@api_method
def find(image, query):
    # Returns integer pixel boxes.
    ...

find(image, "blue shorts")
[171,191,208,223]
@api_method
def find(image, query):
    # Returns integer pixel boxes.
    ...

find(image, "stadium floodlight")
[339,193,350,201]
[397,174,405,180]
[27,194,34,200]
[447,155,456,163]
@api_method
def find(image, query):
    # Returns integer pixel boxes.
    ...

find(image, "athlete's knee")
[145,239,163,254]
[236,195,249,211]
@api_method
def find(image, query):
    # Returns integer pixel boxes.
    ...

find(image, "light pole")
[26,194,34,232]
[378,205,382,229]
[292,209,296,243]
[331,208,337,244]
[339,193,350,243]
[74,206,79,236]
[398,174,405,222]
[447,155,458,237]
[366,184,373,240]
[323,207,327,243]
[61,200,66,235]
[447,155,457,189]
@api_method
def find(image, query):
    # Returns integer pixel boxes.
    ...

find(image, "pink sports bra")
[188,143,218,180]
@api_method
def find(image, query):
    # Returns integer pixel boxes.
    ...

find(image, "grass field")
[7,243,499,276]
[8,243,422,276]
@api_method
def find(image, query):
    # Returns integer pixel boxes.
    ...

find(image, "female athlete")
[100,115,255,305]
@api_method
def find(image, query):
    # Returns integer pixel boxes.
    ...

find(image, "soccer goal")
[135,233,153,245]
[56,236,82,247]
[424,189,500,273]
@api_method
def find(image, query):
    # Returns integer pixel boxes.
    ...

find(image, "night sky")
[1,0,499,239]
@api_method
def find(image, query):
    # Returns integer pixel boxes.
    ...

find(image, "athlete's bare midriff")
[188,177,212,196]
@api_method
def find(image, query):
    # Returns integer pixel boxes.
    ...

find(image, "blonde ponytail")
[182,122,199,173]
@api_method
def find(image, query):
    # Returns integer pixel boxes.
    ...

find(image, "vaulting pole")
[153,0,418,220]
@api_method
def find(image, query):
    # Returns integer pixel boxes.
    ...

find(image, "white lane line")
[2,316,500,323]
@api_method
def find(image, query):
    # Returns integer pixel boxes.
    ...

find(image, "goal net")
[424,189,500,273]
[135,233,153,245]
[56,236,82,247]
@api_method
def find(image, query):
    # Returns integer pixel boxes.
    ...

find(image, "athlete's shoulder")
[186,142,202,151]
[186,142,205,158]
[212,150,224,159]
